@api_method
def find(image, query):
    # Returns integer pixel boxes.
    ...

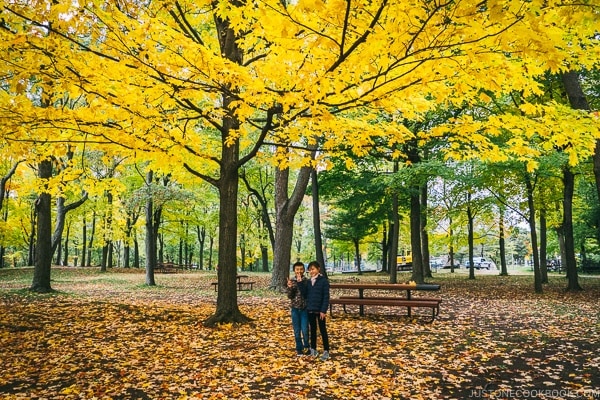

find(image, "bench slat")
[338,296,442,303]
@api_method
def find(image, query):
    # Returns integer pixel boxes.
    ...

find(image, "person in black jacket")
[306,261,330,361]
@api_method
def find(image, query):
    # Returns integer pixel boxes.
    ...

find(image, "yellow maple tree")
[0,0,597,323]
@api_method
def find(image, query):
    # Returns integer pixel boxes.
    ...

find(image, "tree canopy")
[1,0,599,322]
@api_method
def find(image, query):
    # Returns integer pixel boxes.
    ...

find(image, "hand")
[319,312,326,320]
[287,279,292,288]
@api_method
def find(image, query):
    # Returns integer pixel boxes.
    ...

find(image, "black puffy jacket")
[306,274,330,313]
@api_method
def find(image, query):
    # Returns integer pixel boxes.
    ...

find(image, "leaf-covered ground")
[1,268,599,399]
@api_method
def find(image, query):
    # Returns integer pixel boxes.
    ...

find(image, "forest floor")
[0,267,599,400]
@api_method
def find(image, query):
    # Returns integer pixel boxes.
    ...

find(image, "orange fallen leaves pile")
[1,268,599,399]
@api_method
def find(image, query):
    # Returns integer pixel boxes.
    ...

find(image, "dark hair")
[293,261,305,268]
[307,261,321,270]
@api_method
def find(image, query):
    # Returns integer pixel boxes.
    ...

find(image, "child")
[286,261,310,356]
[306,261,330,361]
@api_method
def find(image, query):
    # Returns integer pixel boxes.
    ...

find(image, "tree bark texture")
[30,159,53,293]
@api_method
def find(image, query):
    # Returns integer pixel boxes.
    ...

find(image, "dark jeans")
[308,311,329,351]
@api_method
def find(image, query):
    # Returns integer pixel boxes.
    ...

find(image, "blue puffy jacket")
[306,274,330,313]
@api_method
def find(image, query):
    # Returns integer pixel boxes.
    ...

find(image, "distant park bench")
[581,260,600,274]
[211,275,256,291]
[155,262,186,273]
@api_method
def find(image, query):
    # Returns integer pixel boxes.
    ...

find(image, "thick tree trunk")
[30,159,53,293]
[205,132,249,326]
[270,164,312,291]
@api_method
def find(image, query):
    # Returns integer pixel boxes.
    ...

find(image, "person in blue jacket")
[306,260,330,361]
[286,261,310,356]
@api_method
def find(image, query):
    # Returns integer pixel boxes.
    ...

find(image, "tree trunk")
[101,191,113,272]
[30,159,53,293]
[421,184,432,278]
[270,164,312,291]
[448,218,456,273]
[203,13,252,325]
[525,173,543,293]
[499,207,508,276]
[409,189,424,284]
[204,129,249,326]
[311,169,326,273]
[353,238,362,275]
[28,205,36,266]
[196,225,205,270]
[87,211,96,266]
[51,194,87,258]
[561,70,587,291]
[389,162,399,283]
[62,223,70,266]
[1,161,21,268]
[260,244,269,272]
[80,214,87,267]
[134,235,140,269]
[124,217,133,268]
[0,161,21,211]
[145,171,157,286]
[381,222,389,274]
[540,208,548,284]
[562,166,582,291]
[467,198,475,280]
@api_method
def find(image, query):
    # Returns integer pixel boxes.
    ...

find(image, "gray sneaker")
[320,351,329,361]
[310,348,318,357]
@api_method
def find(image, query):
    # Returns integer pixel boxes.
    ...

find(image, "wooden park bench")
[155,262,185,273]
[329,297,441,323]
[211,275,256,291]
[329,283,442,323]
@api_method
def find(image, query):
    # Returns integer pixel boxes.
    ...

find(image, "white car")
[466,257,496,270]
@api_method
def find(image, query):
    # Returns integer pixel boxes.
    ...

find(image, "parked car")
[465,257,496,270]
[441,258,460,269]
[429,258,444,270]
